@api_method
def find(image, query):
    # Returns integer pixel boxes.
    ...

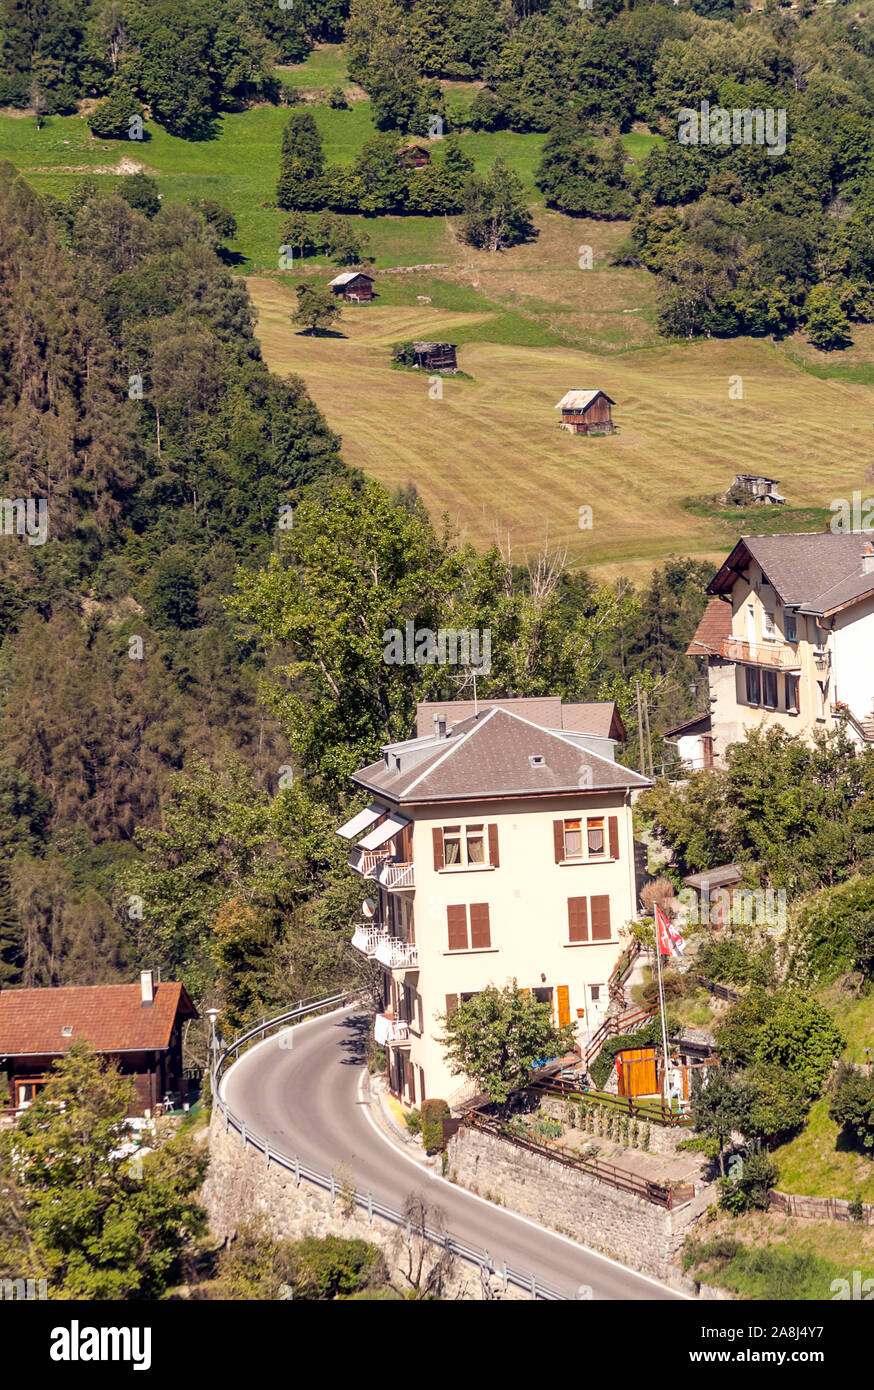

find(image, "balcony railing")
[373,935,419,970]
[717,636,801,671]
[378,861,415,891]
[351,923,381,957]
[376,1013,411,1045]
[348,847,390,879]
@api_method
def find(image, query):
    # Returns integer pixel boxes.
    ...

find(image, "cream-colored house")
[687,532,874,763]
[340,699,649,1105]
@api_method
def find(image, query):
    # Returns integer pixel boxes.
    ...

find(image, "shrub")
[289,1235,385,1299]
[421,1098,450,1154]
[328,86,348,109]
[88,82,144,140]
[829,1062,874,1151]
[718,1145,779,1214]
[404,1108,421,1136]
[368,1045,386,1075]
[849,1194,865,1221]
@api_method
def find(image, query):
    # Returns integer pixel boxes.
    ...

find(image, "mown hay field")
[248,274,872,579]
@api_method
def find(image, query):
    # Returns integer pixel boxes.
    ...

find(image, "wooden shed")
[410,341,457,372]
[555,389,616,436]
[399,143,431,170]
[328,271,375,302]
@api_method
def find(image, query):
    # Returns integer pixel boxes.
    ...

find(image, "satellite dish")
[362,898,376,919]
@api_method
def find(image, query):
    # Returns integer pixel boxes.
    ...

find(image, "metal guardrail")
[212,993,568,1301]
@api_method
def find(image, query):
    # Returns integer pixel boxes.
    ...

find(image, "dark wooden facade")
[330,272,374,302]
[558,390,616,435]
[0,978,197,1118]
[399,144,431,169]
[411,341,458,372]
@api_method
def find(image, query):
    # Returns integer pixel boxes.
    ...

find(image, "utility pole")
[643,689,654,779]
[635,680,646,776]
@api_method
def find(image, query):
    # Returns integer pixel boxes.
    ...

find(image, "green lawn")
[277,43,350,91]
[622,130,664,161]
[0,103,548,272]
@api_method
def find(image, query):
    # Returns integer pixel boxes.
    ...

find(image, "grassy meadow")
[3,43,872,577]
[248,272,871,579]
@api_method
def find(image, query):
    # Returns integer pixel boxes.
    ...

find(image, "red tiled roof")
[0,982,197,1056]
[686,598,732,657]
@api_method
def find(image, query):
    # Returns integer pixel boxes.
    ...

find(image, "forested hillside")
[0,162,708,1013]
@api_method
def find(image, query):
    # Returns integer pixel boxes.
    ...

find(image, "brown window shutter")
[447,904,468,951]
[568,896,589,942]
[488,823,500,867]
[590,894,611,941]
[417,992,424,1032]
[432,826,444,871]
[469,902,491,949]
[553,820,565,863]
[445,993,459,1016]
[608,815,619,860]
[409,1066,416,1104]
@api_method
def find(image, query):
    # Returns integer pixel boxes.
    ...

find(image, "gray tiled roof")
[709,532,874,613]
[414,697,623,741]
[353,706,650,804]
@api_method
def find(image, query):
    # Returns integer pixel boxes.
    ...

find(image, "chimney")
[140,969,155,1006]
[433,713,447,739]
[863,542,874,574]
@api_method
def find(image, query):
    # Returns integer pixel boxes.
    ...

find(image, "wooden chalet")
[399,143,431,170]
[328,271,375,302]
[410,341,457,373]
[0,972,197,1117]
[555,389,615,436]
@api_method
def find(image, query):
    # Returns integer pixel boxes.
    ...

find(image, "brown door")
[556,985,571,1029]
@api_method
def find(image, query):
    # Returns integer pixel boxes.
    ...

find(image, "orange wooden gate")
[616,1047,657,1097]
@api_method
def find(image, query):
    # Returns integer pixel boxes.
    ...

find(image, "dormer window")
[529,754,545,767]
[61,1025,73,1037]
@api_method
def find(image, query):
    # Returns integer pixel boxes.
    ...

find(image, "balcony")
[373,934,419,971]
[375,1013,411,1046]
[351,924,419,970]
[351,923,381,956]
[348,847,390,879]
[377,861,415,891]
[717,636,801,671]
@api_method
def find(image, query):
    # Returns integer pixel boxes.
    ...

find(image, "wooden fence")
[769,1190,874,1224]
[695,974,742,1003]
[583,1001,657,1071]
[461,1111,695,1210]
[531,1075,692,1127]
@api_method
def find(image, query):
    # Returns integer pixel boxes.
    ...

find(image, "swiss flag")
[655,904,685,957]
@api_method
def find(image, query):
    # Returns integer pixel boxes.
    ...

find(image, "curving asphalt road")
[222,1004,686,1301]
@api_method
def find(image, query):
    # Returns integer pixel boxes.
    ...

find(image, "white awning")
[337,803,385,841]
[357,812,410,851]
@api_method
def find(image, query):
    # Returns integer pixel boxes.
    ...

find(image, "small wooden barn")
[328,271,375,302]
[410,341,457,372]
[399,143,431,170]
[555,389,616,436]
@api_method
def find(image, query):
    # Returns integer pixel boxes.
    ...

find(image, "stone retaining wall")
[446,1124,712,1285]
[202,1111,528,1300]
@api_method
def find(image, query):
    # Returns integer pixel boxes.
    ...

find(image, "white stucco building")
[686,532,874,763]
[340,698,649,1105]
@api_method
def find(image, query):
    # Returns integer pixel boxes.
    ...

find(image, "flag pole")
[654,908,672,1114]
